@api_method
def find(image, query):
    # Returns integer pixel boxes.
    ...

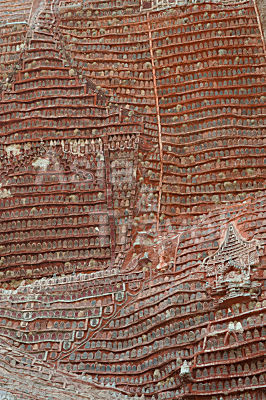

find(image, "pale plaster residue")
[0,183,12,198]
[5,144,21,157]
[32,157,50,170]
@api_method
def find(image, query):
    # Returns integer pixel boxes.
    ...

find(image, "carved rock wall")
[0,0,265,399]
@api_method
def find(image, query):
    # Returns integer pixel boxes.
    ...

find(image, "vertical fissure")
[147,12,164,232]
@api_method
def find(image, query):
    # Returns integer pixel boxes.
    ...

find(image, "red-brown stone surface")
[0,0,265,399]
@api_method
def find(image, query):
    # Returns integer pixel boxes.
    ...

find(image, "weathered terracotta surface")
[0,0,265,399]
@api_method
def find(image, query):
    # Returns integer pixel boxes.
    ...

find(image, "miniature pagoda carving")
[202,223,263,302]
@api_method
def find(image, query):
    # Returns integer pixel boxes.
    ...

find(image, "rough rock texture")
[0,337,127,400]
[256,0,266,37]
[0,0,265,399]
